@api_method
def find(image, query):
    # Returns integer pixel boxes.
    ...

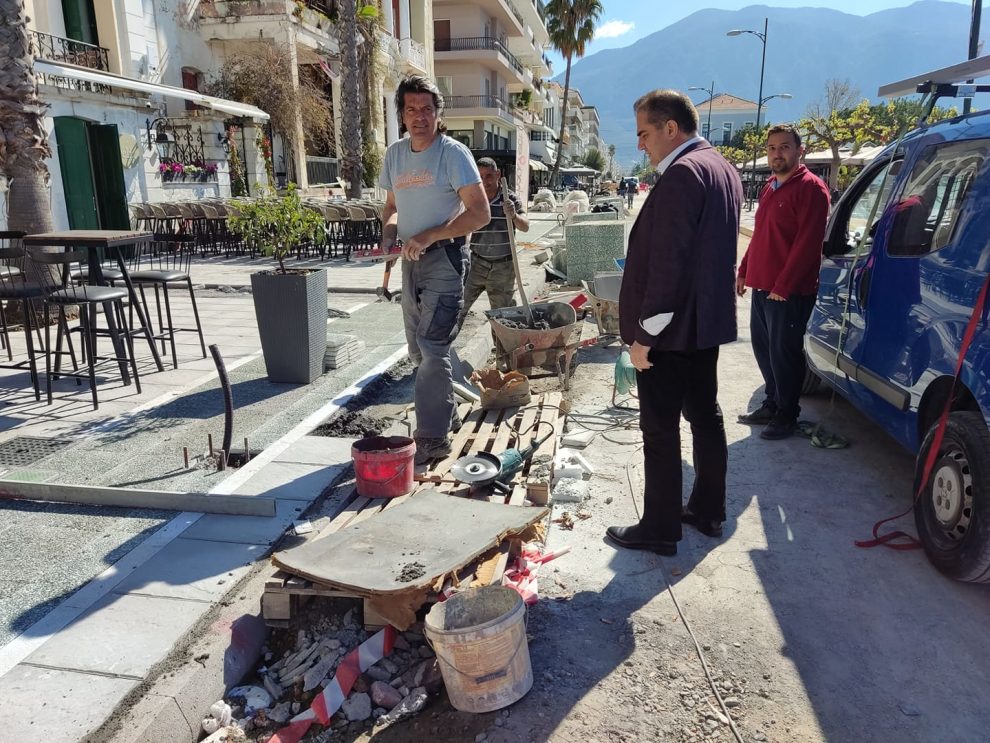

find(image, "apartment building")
[432,0,552,199]
[692,93,758,145]
[23,0,270,231]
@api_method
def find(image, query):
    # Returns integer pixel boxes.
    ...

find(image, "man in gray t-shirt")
[462,158,530,318]
[378,75,489,465]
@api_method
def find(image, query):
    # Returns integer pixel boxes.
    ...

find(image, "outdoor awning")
[529,160,548,171]
[34,59,270,121]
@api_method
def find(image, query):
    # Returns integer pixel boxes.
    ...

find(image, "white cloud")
[595,20,635,39]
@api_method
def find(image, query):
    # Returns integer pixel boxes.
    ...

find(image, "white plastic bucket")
[424,586,533,713]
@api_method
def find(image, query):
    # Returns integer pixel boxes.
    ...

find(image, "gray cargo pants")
[462,253,517,317]
[401,238,469,439]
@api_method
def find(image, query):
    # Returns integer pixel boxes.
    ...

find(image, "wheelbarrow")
[581,271,622,337]
[485,302,583,390]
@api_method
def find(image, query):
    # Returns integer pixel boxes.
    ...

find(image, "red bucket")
[351,435,416,498]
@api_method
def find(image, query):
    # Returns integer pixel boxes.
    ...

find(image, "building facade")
[23,0,271,231]
[432,0,552,194]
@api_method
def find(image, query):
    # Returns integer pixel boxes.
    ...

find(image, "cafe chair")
[28,247,140,410]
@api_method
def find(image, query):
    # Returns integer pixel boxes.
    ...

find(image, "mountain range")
[554,2,977,167]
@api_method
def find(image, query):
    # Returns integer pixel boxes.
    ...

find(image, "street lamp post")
[689,82,716,141]
[728,17,769,209]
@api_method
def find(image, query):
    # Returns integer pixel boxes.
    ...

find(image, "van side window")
[887,140,988,257]
[827,159,902,257]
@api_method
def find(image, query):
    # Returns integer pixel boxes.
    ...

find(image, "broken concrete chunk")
[370,680,403,710]
[552,477,590,504]
[267,701,293,724]
[201,726,246,743]
[376,686,428,729]
[342,692,372,722]
[366,665,392,683]
[303,651,338,692]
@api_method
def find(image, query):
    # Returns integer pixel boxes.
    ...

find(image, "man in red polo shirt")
[737,124,830,439]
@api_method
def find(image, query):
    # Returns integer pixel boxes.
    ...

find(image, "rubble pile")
[216,607,446,740]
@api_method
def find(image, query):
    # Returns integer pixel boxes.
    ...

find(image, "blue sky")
[545,0,972,72]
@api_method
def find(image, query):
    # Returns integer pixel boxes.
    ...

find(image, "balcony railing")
[434,36,524,77]
[446,95,510,112]
[306,156,339,185]
[32,29,109,71]
[199,0,337,20]
[399,38,427,72]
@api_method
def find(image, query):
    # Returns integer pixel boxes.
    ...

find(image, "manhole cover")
[0,437,73,468]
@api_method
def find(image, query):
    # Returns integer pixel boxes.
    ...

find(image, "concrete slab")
[180,498,305,545]
[231,461,348,502]
[24,593,205,678]
[0,664,136,742]
[273,434,355,466]
[111,538,266,602]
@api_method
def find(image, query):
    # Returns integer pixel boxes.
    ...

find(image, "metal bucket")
[582,272,622,336]
[485,302,582,381]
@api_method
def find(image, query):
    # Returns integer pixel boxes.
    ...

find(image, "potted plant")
[228,184,328,384]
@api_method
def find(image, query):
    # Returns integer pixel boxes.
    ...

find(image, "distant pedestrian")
[626,181,635,209]
[461,158,529,320]
[378,75,490,464]
[736,124,830,440]
[606,89,742,557]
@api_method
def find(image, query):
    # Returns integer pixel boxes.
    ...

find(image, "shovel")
[501,177,535,328]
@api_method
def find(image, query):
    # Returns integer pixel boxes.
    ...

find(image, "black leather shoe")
[605,524,677,555]
[681,508,724,538]
[738,402,777,425]
[760,417,797,440]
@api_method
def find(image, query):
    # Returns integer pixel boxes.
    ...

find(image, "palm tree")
[339,0,363,198]
[607,143,615,178]
[545,0,602,188]
[0,0,54,235]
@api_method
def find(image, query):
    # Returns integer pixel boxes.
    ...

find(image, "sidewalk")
[0,215,565,742]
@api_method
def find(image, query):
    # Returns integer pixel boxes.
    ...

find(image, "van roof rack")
[879,54,990,122]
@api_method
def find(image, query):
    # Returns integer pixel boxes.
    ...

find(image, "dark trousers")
[750,290,816,422]
[637,346,727,541]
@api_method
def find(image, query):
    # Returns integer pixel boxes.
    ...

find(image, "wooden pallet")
[261,392,564,628]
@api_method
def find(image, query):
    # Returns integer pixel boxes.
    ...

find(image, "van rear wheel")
[914,411,990,583]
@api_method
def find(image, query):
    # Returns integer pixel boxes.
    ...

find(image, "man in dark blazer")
[607,89,743,557]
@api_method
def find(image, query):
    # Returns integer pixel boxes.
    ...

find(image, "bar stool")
[128,238,207,369]
[28,247,140,410]
[0,240,55,400]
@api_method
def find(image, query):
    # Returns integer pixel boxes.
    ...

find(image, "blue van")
[805,79,990,581]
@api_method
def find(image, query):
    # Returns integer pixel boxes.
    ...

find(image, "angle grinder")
[450,426,556,495]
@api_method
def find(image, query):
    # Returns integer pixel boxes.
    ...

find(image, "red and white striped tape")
[269,625,397,743]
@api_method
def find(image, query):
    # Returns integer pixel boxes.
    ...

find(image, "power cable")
[624,458,745,743]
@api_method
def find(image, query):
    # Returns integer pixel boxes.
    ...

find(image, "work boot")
[681,507,724,538]
[414,436,452,466]
[738,401,777,425]
[450,407,463,434]
[760,417,797,440]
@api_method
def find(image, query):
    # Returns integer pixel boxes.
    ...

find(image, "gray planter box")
[251,268,327,384]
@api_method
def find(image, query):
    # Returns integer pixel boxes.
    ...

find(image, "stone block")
[564,221,627,284]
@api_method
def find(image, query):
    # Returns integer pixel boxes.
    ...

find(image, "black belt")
[471,252,513,264]
[425,237,465,253]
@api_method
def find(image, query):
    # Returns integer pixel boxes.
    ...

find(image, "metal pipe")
[210,344,234,458]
